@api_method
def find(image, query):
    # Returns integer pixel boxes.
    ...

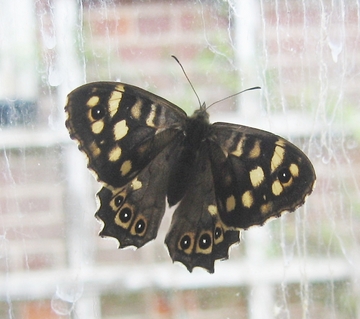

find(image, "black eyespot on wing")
[278,167,291,183]
[180,235,191,250]
[214,227,222,240]
[91,105,105,120]
[114,195,124,207]
[119,208,132,223]
[199,233,212,250]
[135,219,146,234]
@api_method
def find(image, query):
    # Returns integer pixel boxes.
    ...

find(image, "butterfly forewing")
[208,122,316,229]
[65,82,187,188]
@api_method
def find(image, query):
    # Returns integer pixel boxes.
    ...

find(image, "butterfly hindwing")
[65,82,186,188]
[208,123,316,229]
[96,138,183,248]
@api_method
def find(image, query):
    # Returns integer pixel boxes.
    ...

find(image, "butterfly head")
[191,102,210,124]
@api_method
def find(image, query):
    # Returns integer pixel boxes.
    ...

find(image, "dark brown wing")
[65,82,187,188]
[207,122,316,229]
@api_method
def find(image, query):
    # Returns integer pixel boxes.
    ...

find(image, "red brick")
[120,45,168,61]
[173,43,205,60]
[21,301,59,319]
[180,12,202,31]
[92,17,131,36]
[26,252,56,270]
[138,15,171,35]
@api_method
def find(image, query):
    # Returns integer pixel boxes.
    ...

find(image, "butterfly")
[65,76,316,273]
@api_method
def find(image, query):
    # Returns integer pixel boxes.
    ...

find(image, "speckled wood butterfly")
[65,76,316,273]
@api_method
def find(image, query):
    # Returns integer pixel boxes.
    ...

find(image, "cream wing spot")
[108,146,122,162]
[108,90,122,118]
[289,163,299,177]
[226,195,236,212]
[114,120,129,140]
[249,140,261,158]
[242,190,253,208]
[231,137,245,157]
[86,95,100,107]
[271,145,285,173]
[91,120,105,134]
[249,166,265,188]
[260,202,273,215]
[130,100,142,119]
[208,205,218,216]
[272,180,283,196]
[131,178,142,190]
[89,141,101,157]
[146,104,157,127]
[115,84,125,91]
[275,138,286,147]
[120,160,132,176]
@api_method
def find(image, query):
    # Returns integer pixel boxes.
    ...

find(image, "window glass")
[1,1,359,318]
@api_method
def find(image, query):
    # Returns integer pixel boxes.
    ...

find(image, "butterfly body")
[65,81,316,273]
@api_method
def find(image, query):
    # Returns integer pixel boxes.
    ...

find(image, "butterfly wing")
[96,137,183,248]
[65,82,187,188]
[208,122,316,229]
[165,144,240,273]
[65,82,187,248]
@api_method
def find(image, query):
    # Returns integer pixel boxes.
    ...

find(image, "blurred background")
[0,0,359,318]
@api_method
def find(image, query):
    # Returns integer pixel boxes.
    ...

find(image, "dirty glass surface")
[0,0,359,318]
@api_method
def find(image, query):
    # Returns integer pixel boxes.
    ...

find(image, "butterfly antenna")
[206,86,261,111]
[171,55,202,109]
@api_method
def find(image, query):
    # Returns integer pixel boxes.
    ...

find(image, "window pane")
[1,1,359,319]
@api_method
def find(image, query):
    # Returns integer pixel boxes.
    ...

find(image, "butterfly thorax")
[186,106,210,144]
[166,107,210,206]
